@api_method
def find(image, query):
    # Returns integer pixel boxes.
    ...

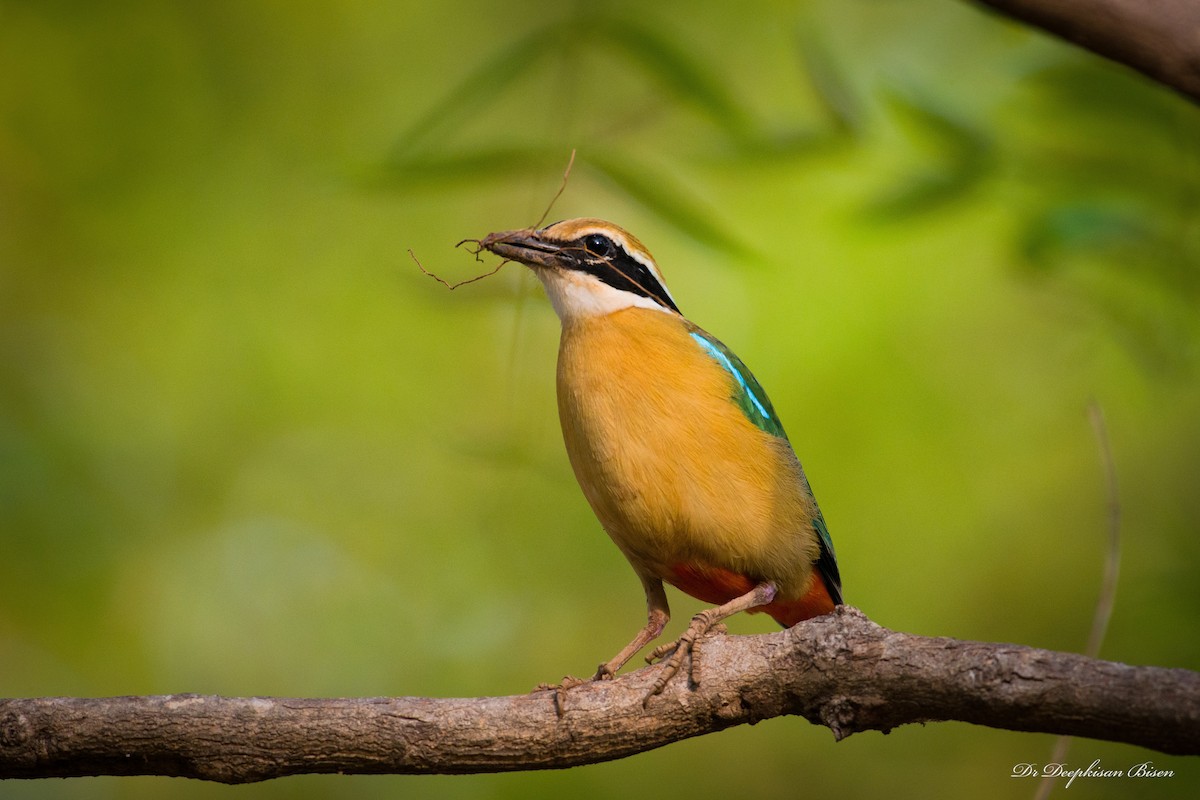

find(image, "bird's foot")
[643,613,728,704]
[534,675,588,719]
[534,675,587,692]
[646,621,728,664]
[591,663,617,681]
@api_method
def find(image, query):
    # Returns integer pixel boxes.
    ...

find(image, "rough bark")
[968,0,1200,103]
[1,608,1196,784]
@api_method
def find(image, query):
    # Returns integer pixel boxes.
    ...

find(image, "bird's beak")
[480,228,562,270]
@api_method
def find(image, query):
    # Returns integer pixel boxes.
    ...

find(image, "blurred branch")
[966,0,1200,103]
[2,608,1197,783]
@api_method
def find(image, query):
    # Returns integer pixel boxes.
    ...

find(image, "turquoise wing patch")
[689,330,786,438]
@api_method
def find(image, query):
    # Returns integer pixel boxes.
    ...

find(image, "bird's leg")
[593,578,670,680]
[644,581,777,702]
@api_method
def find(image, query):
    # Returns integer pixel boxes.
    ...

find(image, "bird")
[480,218,842,697]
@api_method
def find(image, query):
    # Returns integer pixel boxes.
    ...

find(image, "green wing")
[688,329,786,438]
[813,514,843,605]
[690,327,843,605]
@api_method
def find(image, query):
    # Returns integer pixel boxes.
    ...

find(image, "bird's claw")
[534,675,587,719]
[642,615,729,705]
[646,642,676,664]
[592,663,617,681]
[533,675,586,693]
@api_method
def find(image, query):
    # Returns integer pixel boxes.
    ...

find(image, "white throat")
[536,268,674,322]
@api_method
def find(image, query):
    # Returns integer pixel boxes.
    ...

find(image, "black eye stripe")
[568,236,680,314]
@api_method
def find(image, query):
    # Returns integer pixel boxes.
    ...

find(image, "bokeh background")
[2,1,1198,798]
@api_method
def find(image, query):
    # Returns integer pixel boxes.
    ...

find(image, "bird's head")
[482,218,680,321]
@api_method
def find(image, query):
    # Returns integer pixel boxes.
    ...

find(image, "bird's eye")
[583,234,615,260]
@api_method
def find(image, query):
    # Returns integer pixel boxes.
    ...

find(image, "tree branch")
[966,0,1200,103]
[1,607,1196,783]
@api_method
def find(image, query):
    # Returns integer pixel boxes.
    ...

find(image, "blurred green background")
[2,1,1198,798]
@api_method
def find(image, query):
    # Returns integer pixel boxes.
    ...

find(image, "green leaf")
[587,151,754,258]
[594,17,756,146]
[370,146,554,190]
[864,88,994,219]
[387,23,563,160]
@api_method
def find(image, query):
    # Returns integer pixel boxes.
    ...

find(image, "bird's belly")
[572,432,754,568]
[559,376,816,596]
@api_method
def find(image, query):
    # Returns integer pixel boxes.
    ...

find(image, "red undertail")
[668,563,837,627]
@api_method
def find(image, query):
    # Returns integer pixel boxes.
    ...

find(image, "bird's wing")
[812,514,843,605]
[687,329,786,438]
[689,325,843,606]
